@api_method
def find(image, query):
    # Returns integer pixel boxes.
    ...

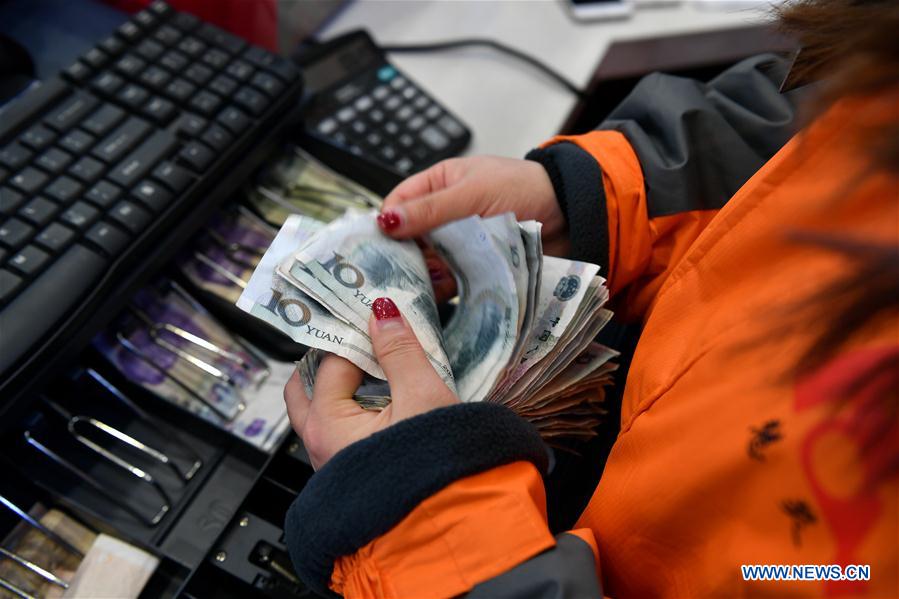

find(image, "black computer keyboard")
[0,1,301,380]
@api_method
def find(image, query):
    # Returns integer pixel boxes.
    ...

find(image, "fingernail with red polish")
[377,210,402,232]
[372,297,401,321]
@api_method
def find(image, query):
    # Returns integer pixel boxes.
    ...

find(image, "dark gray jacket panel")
[465,533,602,599]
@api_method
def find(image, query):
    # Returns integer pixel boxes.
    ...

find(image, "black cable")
[381,38,588,99]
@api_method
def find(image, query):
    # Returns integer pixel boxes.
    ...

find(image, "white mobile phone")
[564,0,634,21]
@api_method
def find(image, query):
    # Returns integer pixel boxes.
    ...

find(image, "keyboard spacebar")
[0,244,109,374]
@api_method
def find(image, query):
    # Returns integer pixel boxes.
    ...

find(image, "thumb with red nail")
[283,297,459,470]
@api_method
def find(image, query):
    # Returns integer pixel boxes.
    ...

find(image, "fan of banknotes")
[237,210,618,442]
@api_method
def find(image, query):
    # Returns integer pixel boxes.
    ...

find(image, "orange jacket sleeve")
[525,54,802,322]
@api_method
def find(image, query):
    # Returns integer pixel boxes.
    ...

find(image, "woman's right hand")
[377,156,570,256]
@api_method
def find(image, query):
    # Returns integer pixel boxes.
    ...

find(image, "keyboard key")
[398,134,414,148]
[152,162,193,194]
[133,180,173,212]
[59,130,95,154]
[351,121,367,135]
[83,104,126,136]
[317,118,337,135]
[133,9,157,29]
[396,106,413,121]
[178,37,206,58]
[354,95,374,112]
[390,76,407,90]
[171,11,199,31]
[336,107,355,123]
[85,221,130,255]
[44,95,99,132]
[85,180,122,208]
[10,167,48,195]
[93,117,151,163]
[117,21,142,42]
[0,187,25,215]
[154,25,181,46]
[35,222,75,253]
[384,121,399,135]
[36,148,73,174]
[160,50,189,72]
[99,35,126,56]
[189,91,222,116]
[91,71,125,97]
[178,141,215,172]
[21,125,56,151]
[108,131,178,188]
[0,218,34,249]
[420,125,450,150]
[165,78,197,103]
[118,84,150,109]
[82,48,108,69]
[8,245,50,277]
[143,96,176,124]
[149,0,172,16]
[140,65,171,88]
[395,157,413,173]
[234,87,268,116]
[0,143,32,170]
[439,115,466,137]
[63,61,92,83]
[407,116,425,131]
[414,96,429,110]
[185,63,214,86]
[372,86,389,100]
[380,146,397,161]
[136,39,165,61]
[425,105,442,120]
[261,55,296,83]
[44,176,83,204]
[241,46,276,69]
[209,75,237,97]
[0,79,68,141]
[217,106,250,135]
[61,201,100,230]
[225,60,253,82]
[197,23,245,54]
[251,71,284,97]
[200,124,232,153]
[365,132,382,147]
[0,244,108,371]
[0,269,23,303]
[114,54,143,81]
[175,113,207,138]
[109,200,151,233]
[384,96,401,111]
[202,48,229,69]
[18,197,57,226]
[69,156,105,183]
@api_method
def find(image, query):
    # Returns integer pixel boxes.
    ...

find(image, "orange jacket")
[287,58,898,598]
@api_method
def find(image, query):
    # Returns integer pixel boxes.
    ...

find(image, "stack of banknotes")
[237,210,618,442]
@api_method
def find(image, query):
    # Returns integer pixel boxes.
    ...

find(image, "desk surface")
[321,1,770,158]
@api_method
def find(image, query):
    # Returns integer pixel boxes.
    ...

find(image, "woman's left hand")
[283,297,460,470]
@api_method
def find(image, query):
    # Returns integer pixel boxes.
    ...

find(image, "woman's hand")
[283,297,460,470]
[377,156,570,256]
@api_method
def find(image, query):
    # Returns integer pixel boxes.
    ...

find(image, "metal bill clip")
[169,281,271,381]
[193,250,248,290]
[0,575,36,599]
[0,546,68,590]
[115,332,241,422]
[0,495,83,559]
[24,431,169,527]
[83,369,203,481]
